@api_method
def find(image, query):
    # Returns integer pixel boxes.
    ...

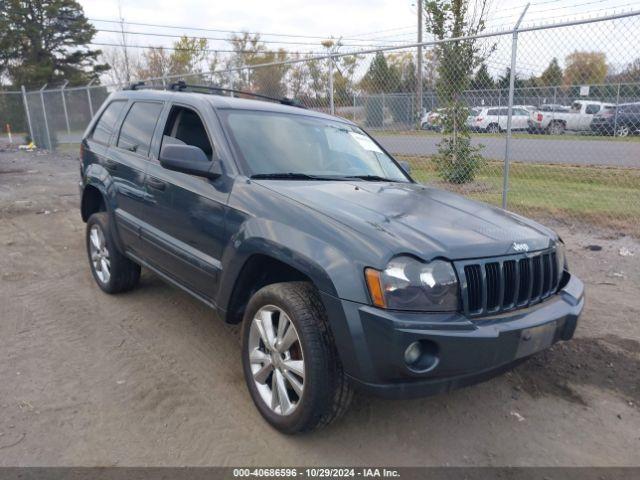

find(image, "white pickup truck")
[528,100,614,135]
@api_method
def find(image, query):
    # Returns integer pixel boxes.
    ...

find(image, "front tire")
[486,123,500,134]
[615,125,630,137]
[241,282,353,434]
[86,212,140,294]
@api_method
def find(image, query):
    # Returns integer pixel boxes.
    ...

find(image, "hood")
[255,180,556,261]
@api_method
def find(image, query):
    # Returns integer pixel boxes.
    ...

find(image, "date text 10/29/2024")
[232,468,401,478]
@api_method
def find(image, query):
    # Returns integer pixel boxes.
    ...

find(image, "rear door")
[513,108,530,130]
[141,102,229,300]
[110,101,164,254]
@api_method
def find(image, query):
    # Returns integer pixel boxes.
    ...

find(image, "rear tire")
[241,282,353,434]
[86,212,140,294]
[547,121,565,135]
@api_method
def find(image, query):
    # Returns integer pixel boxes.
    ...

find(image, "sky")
[78,0,640,80]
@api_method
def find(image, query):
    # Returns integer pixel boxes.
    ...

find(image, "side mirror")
[159,144,221,180]
[399,160,412,174]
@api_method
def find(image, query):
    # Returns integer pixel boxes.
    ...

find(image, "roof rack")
[125,80,305,108]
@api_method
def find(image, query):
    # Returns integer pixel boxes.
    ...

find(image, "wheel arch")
[222,251,334,325]
[81,183,108,222]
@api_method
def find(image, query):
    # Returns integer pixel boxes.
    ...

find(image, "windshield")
[219,109,410,181]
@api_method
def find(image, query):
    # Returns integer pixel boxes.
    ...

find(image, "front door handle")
[147,177,166,191]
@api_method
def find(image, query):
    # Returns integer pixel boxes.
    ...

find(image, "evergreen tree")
[470,63,494,90]
[538,57,563,86]
[0,0,108,87]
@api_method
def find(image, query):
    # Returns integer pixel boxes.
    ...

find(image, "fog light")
[404,342,422,366]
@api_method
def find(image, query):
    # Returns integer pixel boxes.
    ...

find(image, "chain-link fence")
[4,10,640,236]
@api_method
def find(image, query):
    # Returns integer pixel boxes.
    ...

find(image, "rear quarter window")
[90,100,127,145]
[117,102,164,157]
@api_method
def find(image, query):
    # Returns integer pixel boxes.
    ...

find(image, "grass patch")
[400,155,640,236]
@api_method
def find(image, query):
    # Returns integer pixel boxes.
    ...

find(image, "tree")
[101,47,141,86]
[360,52,400,94]
[170,36,209,77]
[497,67,524,90]
[424,0,491,184]
[470,63,494,90]
[538,57,563,86]
[133,36,209,81]
[251,49,289,97]
[0,0,108,87]
[563,51,607,86]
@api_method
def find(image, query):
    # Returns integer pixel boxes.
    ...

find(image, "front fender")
[217,217,371,310]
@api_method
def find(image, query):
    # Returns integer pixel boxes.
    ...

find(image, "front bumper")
[322,274,584,399]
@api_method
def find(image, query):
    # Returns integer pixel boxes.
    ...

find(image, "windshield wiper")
[344,175,394,182]
[250,173,345,181]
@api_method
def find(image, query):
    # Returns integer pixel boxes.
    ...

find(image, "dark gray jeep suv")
[79,84,584,433]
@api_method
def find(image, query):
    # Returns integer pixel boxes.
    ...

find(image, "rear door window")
[487,109,499,116]
[117,102,164,157]
[91,100,127,145]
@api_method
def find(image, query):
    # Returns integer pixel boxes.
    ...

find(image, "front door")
[142,104,229,301]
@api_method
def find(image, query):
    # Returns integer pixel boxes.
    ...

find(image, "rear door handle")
[147,177,166,191]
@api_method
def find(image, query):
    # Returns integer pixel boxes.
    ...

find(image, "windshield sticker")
[349,132,383,153]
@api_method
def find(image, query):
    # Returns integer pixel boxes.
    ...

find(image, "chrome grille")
[456,249,560,317]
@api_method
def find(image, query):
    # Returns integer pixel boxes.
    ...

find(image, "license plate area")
[516,321,557,359]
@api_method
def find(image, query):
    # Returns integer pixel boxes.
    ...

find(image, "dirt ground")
[1,146,639,467]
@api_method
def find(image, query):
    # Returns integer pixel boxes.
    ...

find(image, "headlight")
[365,256,459,311]
[555,240,568,280]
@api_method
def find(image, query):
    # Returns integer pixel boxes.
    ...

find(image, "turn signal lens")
[365,268,386,308]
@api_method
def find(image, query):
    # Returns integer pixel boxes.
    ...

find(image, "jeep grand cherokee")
[79,83,584,433]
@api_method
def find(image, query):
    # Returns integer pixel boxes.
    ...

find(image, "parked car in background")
[591,102,640,137]
[420,107,478,132]
[528,100,613,135]
[420,108,445,131]
[538,104,570,113]
[467,106,532,133]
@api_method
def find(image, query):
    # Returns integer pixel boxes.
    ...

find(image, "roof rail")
[126,81,146,90]
[167,80,306,108]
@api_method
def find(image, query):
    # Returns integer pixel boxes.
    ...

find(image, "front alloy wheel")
[248,305,305,416]
[616,125,630,137]
[241,282,353,433]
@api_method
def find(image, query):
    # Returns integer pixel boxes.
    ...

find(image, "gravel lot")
[1,147,639,466]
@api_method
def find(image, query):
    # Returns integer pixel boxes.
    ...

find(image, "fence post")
[328,55,335,115]
[39,84,53,151]
[502,3,530,210]
[86,79,96,117]
[21,85,34,143]
[60,80,71,137]
[613,82,621,135]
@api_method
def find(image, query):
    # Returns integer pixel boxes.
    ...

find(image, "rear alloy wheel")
[548,121,565,135]
[241,282,353,433]
[486,123,500,134]
[615,125,630,137]
[86,212,140,294]
[89,224,111,285]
